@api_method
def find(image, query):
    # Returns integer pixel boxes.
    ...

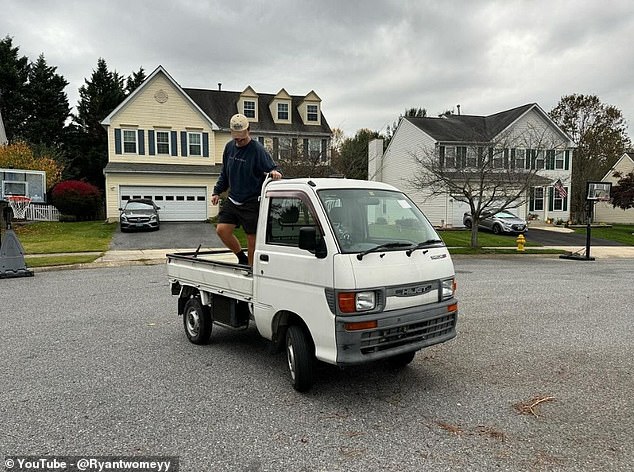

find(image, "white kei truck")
[166,178,458,392]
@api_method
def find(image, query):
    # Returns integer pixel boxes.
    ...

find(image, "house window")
[307,105,318,122]
[188,132,202,156]
[533,187,544,211]
[553,189,565,211]
[491,148,504,168]
[123,130,137,153]
[534,150,544,170]
[456,146,467,168]
[444,147,455,168]
[466,148,477,168]
[555,151,565,170]
[514,149,525,169]
[279,137,292,159]
[308,138,321,161]
[277,103,289,120]
[156,131,170,155]
[244,100,256,118]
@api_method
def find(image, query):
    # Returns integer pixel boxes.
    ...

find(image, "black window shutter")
[148,130,155,155]
[181,131,188,157]
[138,130,145,155]
[115,129,122,154]
[202,133,209,157]
[564,150,570,170]
[171,131,177,156]
[563,190,568,211]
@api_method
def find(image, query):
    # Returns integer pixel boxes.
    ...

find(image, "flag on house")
[554,179,567,198]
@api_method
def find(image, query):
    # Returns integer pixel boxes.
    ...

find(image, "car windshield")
[125,201,155,211]
[495,211,517,218]
[318,188,442,254]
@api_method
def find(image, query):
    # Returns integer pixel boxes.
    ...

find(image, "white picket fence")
[25,203,60,221]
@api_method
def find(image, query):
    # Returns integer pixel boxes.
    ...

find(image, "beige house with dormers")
[593,151,634,224]
[101,66,332,222]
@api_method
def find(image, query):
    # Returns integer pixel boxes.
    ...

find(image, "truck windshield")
[318,188,443,254]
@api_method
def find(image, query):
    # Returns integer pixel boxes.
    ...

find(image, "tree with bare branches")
[407,126,562,247]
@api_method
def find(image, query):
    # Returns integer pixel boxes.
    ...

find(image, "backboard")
[586,181,611,201]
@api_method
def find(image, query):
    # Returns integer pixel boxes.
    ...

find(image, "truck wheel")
[388,350,416,367]
[183,297,212,345]
[286,325,314,392]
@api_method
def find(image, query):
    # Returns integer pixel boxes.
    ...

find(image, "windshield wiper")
[405,239,444,256]
[356,242,413,260]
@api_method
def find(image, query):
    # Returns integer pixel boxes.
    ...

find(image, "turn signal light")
[447,303,458,313]
[344,320,378,331]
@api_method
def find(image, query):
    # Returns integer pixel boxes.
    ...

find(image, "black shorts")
[217,199,260,234]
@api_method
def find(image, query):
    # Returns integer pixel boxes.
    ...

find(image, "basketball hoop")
[7,195,32,220]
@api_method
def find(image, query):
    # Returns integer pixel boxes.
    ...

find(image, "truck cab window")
[266,196,321,248]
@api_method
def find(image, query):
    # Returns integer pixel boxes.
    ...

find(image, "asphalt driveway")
[109,222,223,250]
[524,228,625,246]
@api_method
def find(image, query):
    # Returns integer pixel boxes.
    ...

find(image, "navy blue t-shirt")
[213,139,278,203]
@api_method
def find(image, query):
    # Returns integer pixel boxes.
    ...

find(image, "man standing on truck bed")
[211,113,282,265]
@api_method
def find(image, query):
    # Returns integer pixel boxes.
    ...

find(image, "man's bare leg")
[216,223,248,263]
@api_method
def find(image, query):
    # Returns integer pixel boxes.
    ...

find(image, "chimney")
[218,83,222,91]
[457,104,461,115]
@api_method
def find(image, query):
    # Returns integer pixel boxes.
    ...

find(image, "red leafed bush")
[52,180,103,220]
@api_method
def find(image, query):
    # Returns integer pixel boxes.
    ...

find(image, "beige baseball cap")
[230,113,249,138]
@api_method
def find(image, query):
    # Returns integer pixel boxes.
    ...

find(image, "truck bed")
[166,250,254,302]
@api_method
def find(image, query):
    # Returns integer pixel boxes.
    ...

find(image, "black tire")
[183,297,212,345]
[464,219,472,229]
[286,325,314,392]
[388,350,416,367]
[492,224,502,235]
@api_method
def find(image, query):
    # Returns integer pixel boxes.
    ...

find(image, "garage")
[120,186,207,221]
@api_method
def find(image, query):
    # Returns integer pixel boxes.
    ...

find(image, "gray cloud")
[2,0,634,138]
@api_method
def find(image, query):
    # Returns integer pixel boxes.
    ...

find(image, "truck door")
[253,190,336,360]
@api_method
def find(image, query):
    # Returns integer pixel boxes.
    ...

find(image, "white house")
[0,108,7,145]
[593,151,634,224]
[369,104,574,227]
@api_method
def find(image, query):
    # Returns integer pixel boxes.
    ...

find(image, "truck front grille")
[359,313,456,354]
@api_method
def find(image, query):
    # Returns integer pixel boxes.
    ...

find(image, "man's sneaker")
[236,250,249,265]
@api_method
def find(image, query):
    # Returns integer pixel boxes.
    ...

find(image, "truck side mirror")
[299,226,327,259]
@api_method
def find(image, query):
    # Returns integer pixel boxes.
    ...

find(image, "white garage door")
[120,186,207,221]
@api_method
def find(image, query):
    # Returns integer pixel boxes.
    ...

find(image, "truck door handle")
[259,254,269,262]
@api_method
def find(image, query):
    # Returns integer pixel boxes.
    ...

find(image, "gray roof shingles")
[183,88,332,136]
[407,104,536,142]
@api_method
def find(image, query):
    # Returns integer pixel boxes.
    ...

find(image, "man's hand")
[211,194,220,205]
[269,170,282,180]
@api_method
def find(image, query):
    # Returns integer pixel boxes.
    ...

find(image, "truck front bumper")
[334,300,457,365]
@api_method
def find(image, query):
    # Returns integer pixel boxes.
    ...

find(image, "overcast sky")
[3,0,634,138]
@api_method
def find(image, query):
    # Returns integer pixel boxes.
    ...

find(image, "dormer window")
[277,103,289,120]
[244,100,256,118]
[307,105,319,122]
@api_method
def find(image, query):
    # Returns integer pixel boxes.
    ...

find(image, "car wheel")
[464,219,472,229]
[286,325,314,392]
[492,224,502,235]
[183,297,212,345]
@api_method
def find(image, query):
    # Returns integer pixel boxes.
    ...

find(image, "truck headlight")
[440,278,456,301]
[338,291,376,313]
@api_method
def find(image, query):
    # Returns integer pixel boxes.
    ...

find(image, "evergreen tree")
[0,36,29,141]
[67,58,126,188]
[24,54,70,146]
[333,129,384,180]
[126,67,146,94]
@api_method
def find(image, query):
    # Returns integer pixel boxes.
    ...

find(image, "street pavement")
[2,258,632,470]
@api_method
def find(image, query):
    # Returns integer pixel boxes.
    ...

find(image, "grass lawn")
[573,224,634,246]
[437,229,537,248]
[12,221,118,254]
